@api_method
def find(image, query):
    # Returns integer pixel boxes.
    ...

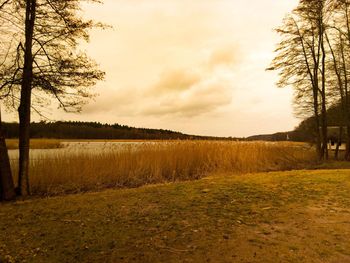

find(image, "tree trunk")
[320,20,328,161]
[312,88,322,160]
[18,89,32,196]
[17,0,36,196]
[345,126,350,161]
[335,126,343,160]
[314,120,322,160]
[0,106,16,201]
[321,101,328,160]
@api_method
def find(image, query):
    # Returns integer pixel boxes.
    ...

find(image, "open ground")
[1,169,350,263]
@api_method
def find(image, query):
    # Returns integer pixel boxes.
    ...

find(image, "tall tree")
[0,105,15,201]
[326,0,350,160]
[18,0,36,196]
[0,0,16,201]
[269,0,331,160]
[0,0,105,195]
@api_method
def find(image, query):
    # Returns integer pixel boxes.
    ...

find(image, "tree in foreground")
[269,0,331,160]
[0,0,105,196]
[0,105,15,201]
[0,0,16,201]
[325,0,350,160]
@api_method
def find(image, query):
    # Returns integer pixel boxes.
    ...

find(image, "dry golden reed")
[9,141,316,196]
[6,139,63,150]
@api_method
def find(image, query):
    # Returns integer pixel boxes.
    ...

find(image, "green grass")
[314,160,350,170]
[1,169,350,262]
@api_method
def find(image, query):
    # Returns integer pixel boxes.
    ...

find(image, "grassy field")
[6,139,63,150]
[8,141,317,196]
[1,169,350,262]
[5,139,168,149]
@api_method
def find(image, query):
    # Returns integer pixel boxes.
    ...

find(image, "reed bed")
[6,139,63,149]
[9,141,317,196]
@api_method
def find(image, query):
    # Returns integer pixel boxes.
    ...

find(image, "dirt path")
[1,169,350,262]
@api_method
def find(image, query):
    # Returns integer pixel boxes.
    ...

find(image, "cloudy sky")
[5,0,300,137]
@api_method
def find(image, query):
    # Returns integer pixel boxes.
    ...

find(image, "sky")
[5,0,300,137]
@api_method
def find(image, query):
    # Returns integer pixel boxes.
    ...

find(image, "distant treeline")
[4,118,331,142]
[247,104,347,143]
[2,121,236,141]
[246,126,317,143]
[246,128,311,142]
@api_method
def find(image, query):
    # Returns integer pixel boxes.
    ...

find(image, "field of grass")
[8,141,317,196]
[5,139,171,149]
[6,139,63,149]
[1,169,350,262]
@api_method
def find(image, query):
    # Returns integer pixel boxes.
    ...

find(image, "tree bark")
[320,97,328,160]
[335,126,343,160]
[313,115,322,160]
[311,77,322,160]
[0,105,15,201]
[319,8,328,161]
[345,126,350,161]
[17,0,36,196]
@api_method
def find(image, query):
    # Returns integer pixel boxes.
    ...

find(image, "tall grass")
[6,139,63,149]
[9,141,317,196]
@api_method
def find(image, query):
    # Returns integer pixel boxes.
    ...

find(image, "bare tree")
[0,0,105,196]
[325,0,350,160]
[0,0,16,201]
[0,105,15,201]
[269,0,331,160]
[17,0,36,196]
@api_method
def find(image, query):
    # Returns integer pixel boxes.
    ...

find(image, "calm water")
[8,141,308,161]
[8,141,164,160]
